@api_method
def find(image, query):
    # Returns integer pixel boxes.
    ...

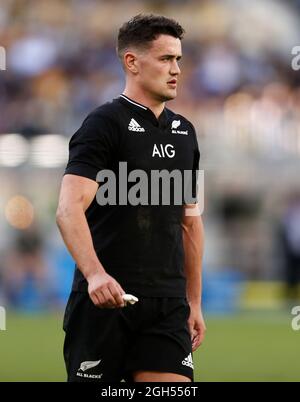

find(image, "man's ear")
[123,51,139,74]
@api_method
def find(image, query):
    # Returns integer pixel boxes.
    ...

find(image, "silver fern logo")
[79,360,101,372]
[171,120,181,129]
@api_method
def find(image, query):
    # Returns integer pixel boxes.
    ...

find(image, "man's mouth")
[167,80,177,85]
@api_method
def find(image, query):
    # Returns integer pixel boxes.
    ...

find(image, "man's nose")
[170,60,181,75]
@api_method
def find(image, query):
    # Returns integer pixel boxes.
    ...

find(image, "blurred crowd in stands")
[0,0,300,311]
[1,0,300,139]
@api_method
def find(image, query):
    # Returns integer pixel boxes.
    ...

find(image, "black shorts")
[63,291,194,382]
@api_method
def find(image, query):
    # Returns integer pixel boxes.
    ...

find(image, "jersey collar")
[118,94,169,129]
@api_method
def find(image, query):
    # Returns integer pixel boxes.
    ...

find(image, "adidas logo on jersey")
[182,353,194,369]
[128,118,145,132]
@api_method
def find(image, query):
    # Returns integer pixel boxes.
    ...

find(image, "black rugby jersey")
[64,95,200,297]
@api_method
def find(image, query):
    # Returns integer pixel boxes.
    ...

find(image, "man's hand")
[87,271,126,309]
[187,304,206,351]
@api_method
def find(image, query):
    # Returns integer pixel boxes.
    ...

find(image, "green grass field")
[0,311,299,382]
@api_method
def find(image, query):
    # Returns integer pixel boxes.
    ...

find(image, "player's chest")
[118,117,194,170]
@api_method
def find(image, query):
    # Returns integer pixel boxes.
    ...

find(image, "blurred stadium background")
[0,0,300,382]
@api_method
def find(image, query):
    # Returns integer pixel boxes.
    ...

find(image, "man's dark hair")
[117,14,185,60]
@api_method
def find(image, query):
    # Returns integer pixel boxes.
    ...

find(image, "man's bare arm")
[182,203,206,350]
[56,174,125,308]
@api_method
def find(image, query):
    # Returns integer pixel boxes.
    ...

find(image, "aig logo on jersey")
[152,143,175,158]
[172,120,188,135]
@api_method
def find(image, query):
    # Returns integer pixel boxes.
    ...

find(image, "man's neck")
[122,89,165,119]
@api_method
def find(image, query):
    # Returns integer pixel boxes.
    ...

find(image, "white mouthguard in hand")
[122,294,139,305]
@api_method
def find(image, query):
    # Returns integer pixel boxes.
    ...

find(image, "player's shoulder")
[84,99,122,123]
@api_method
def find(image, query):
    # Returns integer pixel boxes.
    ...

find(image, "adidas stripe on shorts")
[63,292,194,382]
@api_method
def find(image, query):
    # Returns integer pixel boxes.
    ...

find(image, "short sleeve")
[64,113,118,182]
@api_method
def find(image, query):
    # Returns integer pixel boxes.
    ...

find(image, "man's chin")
[159,90,177,102]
